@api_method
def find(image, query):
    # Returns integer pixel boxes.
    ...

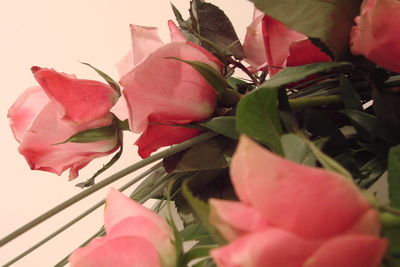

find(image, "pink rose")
[209,136,387,267]
[243,9,331,75]
[69,188,176,267]
[117,21,220,158]
[350,0,400,73]
[8,67,120,179]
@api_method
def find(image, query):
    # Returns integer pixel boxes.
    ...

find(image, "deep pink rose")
[350,0,400,73]
[243,9,331,75]
[69,188,176,267]
[117,21,220,158]
[8,67,120,179]
[209,136,387,267]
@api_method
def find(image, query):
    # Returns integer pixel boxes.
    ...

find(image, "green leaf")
[181,182,226,244]
[183,245,217,266]
[237,87,283,154]
[250,0,362,58]
[179,224,211,242]
[303,136,352,179]
[199,117,239,140]
[166,57,228,95]
[340,109,376,141]
[163,137,234,173]
[171,3,187,29]
[56,124,117,144]
[190,0,244,58]
[340,74,363,111]
[281,134,317,166]
[262,62,352,89]
[80,62,121,96]
[389,145,400,209]
[75,142,123,188]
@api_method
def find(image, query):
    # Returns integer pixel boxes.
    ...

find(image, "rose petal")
[261,15,305,75]
[350,0,400,73]
[8,86,49,142]
[286,39,331,67]
[104,188,172,236]
[32,67,118,123]
[120,41,218,136]
[209,199,269,241]
[242,9,267,70]
[129,24,164,66]
[69,236,160,267]
[168,20,186,42]
[108,216,176,267]
[211,228,318,267]
[304,235,387,267]
[230,136,372,240]
[18,102,118,179]
[135,121,201,158]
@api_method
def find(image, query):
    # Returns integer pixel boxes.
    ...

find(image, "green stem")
[2,163,163,266]
[380,211,400,228]
[288,95,342,110]
[0,131,218,247]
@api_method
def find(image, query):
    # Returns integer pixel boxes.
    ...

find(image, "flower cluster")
[6,0,400,266]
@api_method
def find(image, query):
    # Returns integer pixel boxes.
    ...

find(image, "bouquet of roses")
[2,0,400,266]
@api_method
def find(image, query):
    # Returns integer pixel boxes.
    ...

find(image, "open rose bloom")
[8,67,120,179]
[117,21,220,158]
[243,9,331,75]
[209,136,387,267]
[69,188,176,267]
[350,0,400,73]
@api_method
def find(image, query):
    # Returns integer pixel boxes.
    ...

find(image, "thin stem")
[288,95,342,110]
[0,131,218,247]
[2,163,163,267]
[227,57,259,86]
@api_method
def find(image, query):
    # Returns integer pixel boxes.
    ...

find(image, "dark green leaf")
[304,136,352,179]
[190,0,244,58]
[340,74,363,111]
[236,87,283,154]
[182,182,226,244]
[199,117,239,140]
[281,134,317,166]
[166,57,228,95]
[305,109,348,149]
[75,142,123,188]
[389,145,400,208]
[56,125,117,144]
[171,3,187,29]
[250,0,362,58]
[163,137,233,173]
[262,62,352,89]
[81,62,121,96]
[340,109,376,141]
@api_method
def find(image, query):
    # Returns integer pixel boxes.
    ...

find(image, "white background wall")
[0,1,252,266]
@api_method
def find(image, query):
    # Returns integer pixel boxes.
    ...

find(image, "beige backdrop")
[0,1,252,266]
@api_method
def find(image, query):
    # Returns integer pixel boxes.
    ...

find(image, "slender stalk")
[288,95,342,110]
[0,131,218,247]
[2,163,163,267]
[227,57,259,86]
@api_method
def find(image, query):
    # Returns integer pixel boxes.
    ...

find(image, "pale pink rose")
[209,136,387,267]
[8,67,120,179]
[69,188,176,267]
[350,0,400,73]
[243,9,331,75]
[117,21,221,158]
